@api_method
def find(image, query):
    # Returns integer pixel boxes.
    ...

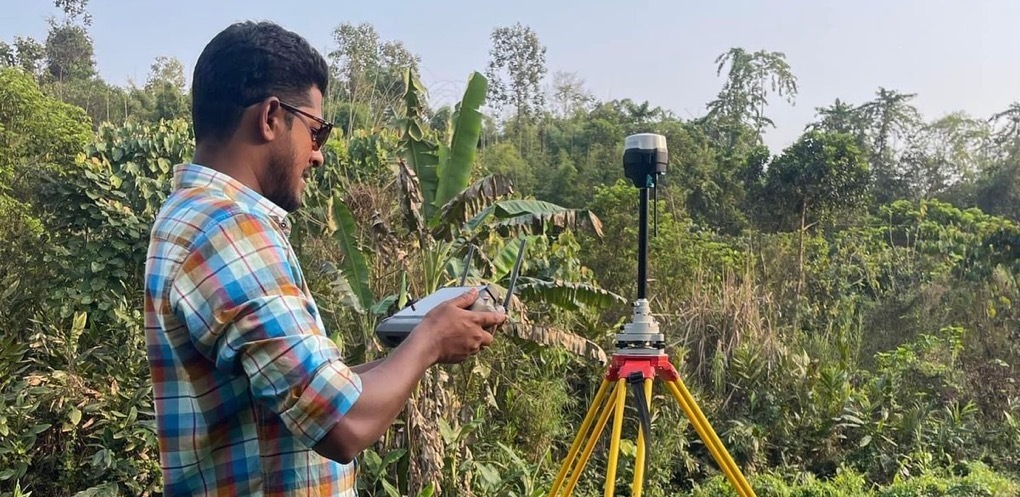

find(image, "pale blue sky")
[4,0,1019,152]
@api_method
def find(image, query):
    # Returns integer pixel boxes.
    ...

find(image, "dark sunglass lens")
[315,125,332,149]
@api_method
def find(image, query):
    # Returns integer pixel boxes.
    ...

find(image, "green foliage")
[757,131,870,233]
[347,128,400,184]
[0,66,92,331]
[43,119,191,322]
[877,462,1019,497]
[0,37,46,75]
[328,197,374,314]
[0,196,47,330]
[1,307,158,497]
[43,21,95,82]
[689,464,1020,497]
[399,68,442,221]
[0,67,91,198]
[139,56,190,122]
[327,22,420,135]
[858,88,922,203]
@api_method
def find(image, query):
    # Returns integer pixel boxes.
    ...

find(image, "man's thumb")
[455,287,479,307]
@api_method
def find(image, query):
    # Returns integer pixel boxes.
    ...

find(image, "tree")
[142,56,189,122]
[53,0,92,25]
[53,78,143,127]
[624,99,669,124]
[44,20,95,82]
[669,119,754,234]
[328,22,420,135]
[0,41,10,67]
[757,131,869,295]
[695,48,797,232]
[807,99,867,141]
[989,102,1020,158]
[976,102,1020,220]
[549,70,593,118]
[145,56,185,92]
[0,67,91,329]
[0,67,91,202]
[536,151,586,207]
[0,37,46,76]
[705,47,798,149]
[857,87,922,202]
[759,131,870,231]
[900,112,990,201]
[478,141,535,195]
[976,163,1020,222]
[485,23,547,126]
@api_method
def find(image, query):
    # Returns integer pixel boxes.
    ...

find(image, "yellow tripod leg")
[560,380,624,497]
[665,380,756,497]
[631,378,653,497]
[549,377,612,496]
[603,379,628,497]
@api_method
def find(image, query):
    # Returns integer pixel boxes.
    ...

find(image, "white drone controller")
[375,240,525,347]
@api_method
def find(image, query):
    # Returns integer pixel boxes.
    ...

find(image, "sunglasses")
[278,101,333,150]
[243,97,333,150]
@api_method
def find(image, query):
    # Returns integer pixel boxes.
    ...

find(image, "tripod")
[546,353,756,497]
[548,135,756,497]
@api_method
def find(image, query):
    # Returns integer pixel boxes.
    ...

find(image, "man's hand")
[314,288,506,463]
[410,287,506,364]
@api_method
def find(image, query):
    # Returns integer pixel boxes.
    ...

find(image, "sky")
[4,0,1020,152]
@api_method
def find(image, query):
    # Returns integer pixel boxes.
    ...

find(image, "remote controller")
[375,240,525,347]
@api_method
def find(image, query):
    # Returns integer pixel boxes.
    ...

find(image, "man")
[143,21,505,496]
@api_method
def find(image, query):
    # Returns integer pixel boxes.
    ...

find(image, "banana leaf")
[490,236,539,282]
[503,322,607,365]
[467,199,604,238]
[516,277,626,311]
[330,197,373,313]
[431,174,514,239]
[435,71,488,209]
[400,69,440,220]
[396,158,427,235]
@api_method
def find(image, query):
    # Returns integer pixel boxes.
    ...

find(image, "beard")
[265,147,302,213]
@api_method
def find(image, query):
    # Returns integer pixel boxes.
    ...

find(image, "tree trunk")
[408,369,446,496]
[797,199,807,301]
[516,102,523,157]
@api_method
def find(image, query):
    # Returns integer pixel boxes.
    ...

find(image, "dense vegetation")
[2,3,1019,496]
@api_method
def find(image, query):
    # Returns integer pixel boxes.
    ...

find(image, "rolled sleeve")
[279,356,363,446]
[170,211,362,448]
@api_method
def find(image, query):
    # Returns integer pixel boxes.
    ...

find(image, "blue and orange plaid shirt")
[144,163,363,496]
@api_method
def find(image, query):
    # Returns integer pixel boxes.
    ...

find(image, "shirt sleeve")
[169,210,362,448]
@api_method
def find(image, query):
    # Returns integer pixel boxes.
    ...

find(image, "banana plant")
[393,69,623,352]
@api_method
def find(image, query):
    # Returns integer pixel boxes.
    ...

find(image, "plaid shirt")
[144,163,363,496]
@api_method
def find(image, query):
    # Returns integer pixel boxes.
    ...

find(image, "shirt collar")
[172,163,291,232]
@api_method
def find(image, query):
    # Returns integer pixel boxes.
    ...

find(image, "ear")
[255,98,285,143]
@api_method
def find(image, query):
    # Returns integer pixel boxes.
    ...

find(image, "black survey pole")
[637,186,649,300]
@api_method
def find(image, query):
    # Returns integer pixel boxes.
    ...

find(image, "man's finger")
[479,331,494,347]
[472,311,506,327]
[452,288,479,308]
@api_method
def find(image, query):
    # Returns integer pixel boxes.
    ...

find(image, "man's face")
[265,87,326,213]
